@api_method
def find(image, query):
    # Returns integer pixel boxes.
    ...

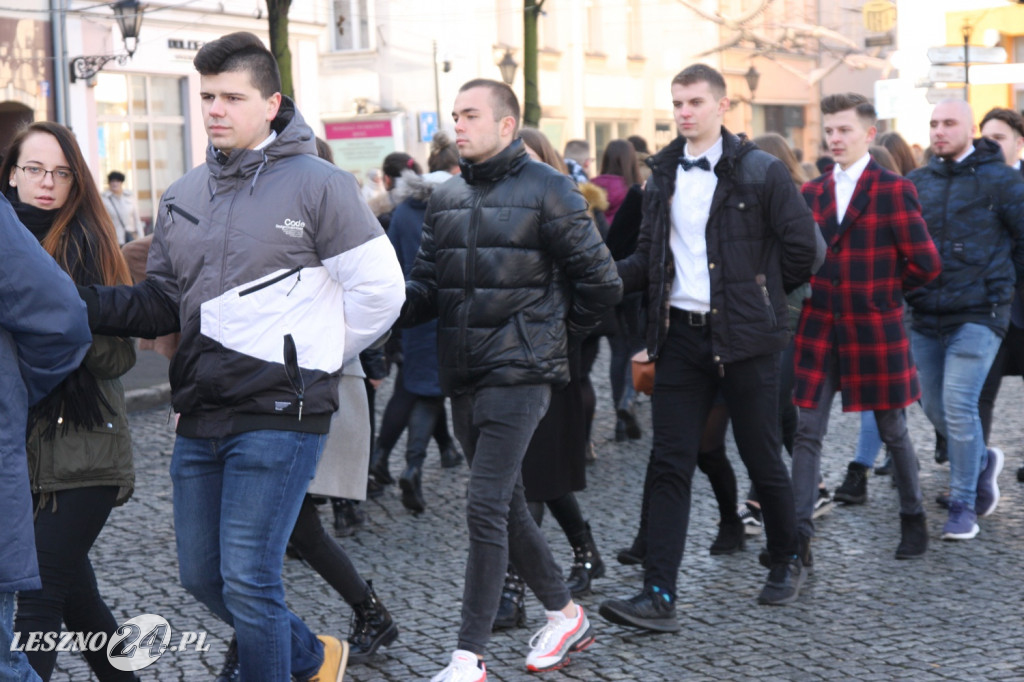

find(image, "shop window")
[334,0,373,52]
[95,73,187,229]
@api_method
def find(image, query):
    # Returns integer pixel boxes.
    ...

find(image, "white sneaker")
[524,605,594,673]
[430,650,486,682]
[738,503,763,536]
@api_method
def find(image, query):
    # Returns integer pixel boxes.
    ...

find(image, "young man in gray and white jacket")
[78,32,404,682]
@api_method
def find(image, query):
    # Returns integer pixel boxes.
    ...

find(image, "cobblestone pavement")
[55,344,1024,681]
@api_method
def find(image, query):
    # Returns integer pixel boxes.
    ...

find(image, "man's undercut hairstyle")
[564,139,590,162]
[821,93,877,128]
[193,32,282,99]
[459,78,521,129]
[981,107,1024,139]
[671,64,726,99]
[107,171,126,183]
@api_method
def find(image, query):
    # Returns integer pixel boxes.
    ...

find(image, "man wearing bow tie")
[601,64,821,632]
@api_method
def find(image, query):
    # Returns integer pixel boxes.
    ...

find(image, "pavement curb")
[125,382,172,412]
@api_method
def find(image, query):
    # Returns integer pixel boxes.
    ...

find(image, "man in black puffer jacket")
[600,64,820,633]
[906,99,1024,541]
[403,79,621,681]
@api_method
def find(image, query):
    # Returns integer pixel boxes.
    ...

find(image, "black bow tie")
[680,156,711,171]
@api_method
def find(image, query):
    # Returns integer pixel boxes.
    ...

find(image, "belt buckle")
[688,311,706,327]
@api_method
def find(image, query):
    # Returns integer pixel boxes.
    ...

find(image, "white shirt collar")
[955,143,975,164]
[833,152,871,186]
[253,130,278,151]
[683,136,723,170]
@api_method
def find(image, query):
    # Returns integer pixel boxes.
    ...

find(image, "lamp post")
[745,65,760,101]
[497,49,518,86]
[69,0,144,83]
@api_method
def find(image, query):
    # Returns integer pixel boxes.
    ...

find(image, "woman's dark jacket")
[403,139,622,395]
[616,129,819,364]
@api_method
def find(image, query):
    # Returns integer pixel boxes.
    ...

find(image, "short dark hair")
[107,170,126,183]
[980,107,1024,139]
[820,93,877,128]
[458,78,520,129]
[627,135,649,154]
[193,32,282,99]
[671,64,726,99]
[381,152,421,179]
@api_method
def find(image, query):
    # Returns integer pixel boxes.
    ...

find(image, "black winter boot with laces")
[492,568,527,631]
[347,580,398,664]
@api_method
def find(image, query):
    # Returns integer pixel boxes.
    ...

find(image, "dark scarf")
[8,190,113,439]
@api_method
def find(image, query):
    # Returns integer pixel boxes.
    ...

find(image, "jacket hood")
[578,181,610,213]
[459,138,529,185]
[590,174,628,213]
[392,169,453,204]
[205,97,317,188]
[648,127,754,181]
[925,136,1004,176]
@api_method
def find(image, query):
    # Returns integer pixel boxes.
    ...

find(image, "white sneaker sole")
[977,447,1004,517]
[941,524,980,540]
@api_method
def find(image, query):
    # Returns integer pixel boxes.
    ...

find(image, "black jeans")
[451,385,569,655]
[377,367,452,456]
[288,496,369,606]
[645,316,796,595]
[15,486,136,682]
[405,396,446,469]
[978,324,1024,443]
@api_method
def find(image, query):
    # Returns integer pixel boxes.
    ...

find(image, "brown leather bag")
[631,349,655,396]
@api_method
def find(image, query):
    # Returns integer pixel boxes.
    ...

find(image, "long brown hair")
[519,127,567,174]
[753,133,807,188]
[1,121,130,286]
[876,132,918,176]
[599,139,641,187]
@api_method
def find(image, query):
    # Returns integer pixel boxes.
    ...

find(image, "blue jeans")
[171,430,325,682]
[853,411,883,468]
[0,592,39,682]
[451,385,569,656]
[910,324,1002,508]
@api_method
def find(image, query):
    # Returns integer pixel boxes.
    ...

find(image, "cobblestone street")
[56,345,1024,681]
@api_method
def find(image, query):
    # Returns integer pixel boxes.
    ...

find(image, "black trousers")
[288,496,369,606]
[645,316,797,595]
[15,486,136,682]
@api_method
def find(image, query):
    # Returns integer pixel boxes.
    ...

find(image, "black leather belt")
[669,307,709,327]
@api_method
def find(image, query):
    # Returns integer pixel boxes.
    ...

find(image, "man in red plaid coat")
[791,93,941,562]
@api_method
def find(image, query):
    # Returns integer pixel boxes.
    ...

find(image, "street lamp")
[497,49,518,85]
[69,0,144,83]
[745,65,761,101]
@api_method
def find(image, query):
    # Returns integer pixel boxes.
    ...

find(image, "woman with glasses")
[2,122,138,682]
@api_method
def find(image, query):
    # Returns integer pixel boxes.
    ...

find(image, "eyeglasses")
[15,164,74,184]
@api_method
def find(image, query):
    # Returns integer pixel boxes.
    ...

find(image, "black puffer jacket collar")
[925,136,1003,177]
[459,138,529,185]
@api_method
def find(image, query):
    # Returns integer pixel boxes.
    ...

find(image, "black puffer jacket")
[906,137,1024,336]
[616,129,819,365]
[404,138,622,395]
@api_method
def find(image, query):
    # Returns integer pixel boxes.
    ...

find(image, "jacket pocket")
[48,420,130,482]
[166,203,200,225]
[513,312,537,365]
[239,267,303,297]
[756,274,778,327]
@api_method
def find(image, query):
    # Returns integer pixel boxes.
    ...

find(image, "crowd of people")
[3,28,1024,682]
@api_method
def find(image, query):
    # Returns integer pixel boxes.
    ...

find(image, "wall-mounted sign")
[168,39,204,51]
[324,118,399,189]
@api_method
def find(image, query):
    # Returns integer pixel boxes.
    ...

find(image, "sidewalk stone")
[51,342,1024,680]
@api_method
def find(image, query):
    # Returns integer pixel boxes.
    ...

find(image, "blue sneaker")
[941,501,979,540]
[975,446,1004,517]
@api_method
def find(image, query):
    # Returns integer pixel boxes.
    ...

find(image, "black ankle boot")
[215,635,240,682]
[399,464,425,514]
[492,569,527,631]
[333,499,366,537]
[348,580,399,663]
[369,447,394,486]
[895,512,928,560]
[439,441,464,469]
[565,522,605,597]
[709,519,745,555]
[616,533,646,565]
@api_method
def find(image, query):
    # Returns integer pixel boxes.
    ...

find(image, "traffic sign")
[928,65,966,83]
[926,86,966,104]
[927,45,1007,65]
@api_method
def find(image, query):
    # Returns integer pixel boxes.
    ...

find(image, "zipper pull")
[286,271,301,297]
[718,363,725,378]
[298,399,303,421]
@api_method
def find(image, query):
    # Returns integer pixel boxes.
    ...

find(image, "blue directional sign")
[419,111,438,143]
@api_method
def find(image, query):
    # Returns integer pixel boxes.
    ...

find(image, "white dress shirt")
[668,136,723,312]
[833,152,871,224]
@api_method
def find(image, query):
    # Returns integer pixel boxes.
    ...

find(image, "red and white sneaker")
[431,650,486,682]
[524,605,594,673]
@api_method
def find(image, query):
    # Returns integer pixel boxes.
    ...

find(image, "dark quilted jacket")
[616,129,819,364]
[404,138,622,395]
[906,137,1024,336]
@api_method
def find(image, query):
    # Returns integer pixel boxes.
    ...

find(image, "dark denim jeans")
[451,385,569,656]
[170,430,325,682]
[646,319,796,595]
[1,592,40,682]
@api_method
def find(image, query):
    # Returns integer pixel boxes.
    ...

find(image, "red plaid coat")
[794,160,941,411]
